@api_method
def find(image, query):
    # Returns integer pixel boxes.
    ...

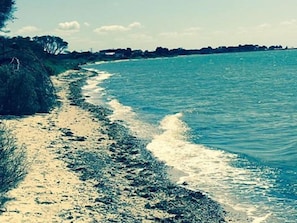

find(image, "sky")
[4,0,297,51]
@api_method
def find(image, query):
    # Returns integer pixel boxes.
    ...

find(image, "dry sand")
[0,71,107,222]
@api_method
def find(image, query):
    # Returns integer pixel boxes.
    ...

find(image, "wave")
[81,64,296,222]
[108,99,158,139]
[81,70,113,104]
[146,113,278,222]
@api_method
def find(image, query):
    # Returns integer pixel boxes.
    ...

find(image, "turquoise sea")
[83,50,297,223]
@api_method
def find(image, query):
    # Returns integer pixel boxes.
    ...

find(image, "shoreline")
[67,69,252,223]
[0,70,250,222]
[68,70,227,222]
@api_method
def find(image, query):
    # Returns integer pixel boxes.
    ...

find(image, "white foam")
[252,213,272,223]
[146,113,275,222]
[81,70,113,104]
[108,99,134,121]
[108,99,158,139]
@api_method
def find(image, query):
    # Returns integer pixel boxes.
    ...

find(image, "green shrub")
[0,54,56,115]
[0,65,38,114]
[0,123,27,195]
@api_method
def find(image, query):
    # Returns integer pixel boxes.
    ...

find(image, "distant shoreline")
[61,43,293,65]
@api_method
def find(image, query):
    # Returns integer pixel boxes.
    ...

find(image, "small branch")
[9,57,20,71]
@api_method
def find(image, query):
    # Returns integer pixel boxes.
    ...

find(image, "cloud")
[58,21,80,31]
[94,22,141,34]
[159,32,180,38]
[280,19,297,26]
[84,22,90,27]
[128,22,142,29]
[94,25,128,33]
[257,23,271,29]
[235,23,273,36]
[159,27,202,39]
[17,26,39,34]
[184,27,202,33]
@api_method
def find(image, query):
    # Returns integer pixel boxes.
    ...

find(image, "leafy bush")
[0,45,56,115]
[0,0,16,30]
[0,36,92,115]
[0,123,27,195]
[0,62,56,115]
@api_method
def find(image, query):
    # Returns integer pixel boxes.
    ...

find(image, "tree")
[155,47,169,56]
[0,0,16,31]
[33,35,68,55]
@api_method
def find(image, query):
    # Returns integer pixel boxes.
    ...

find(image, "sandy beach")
[0,70,249,222]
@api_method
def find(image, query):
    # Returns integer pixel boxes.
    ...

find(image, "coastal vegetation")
[0,0,15,32]
[0,35,93,115]
[0,36,57,115]
[0,123,27,200]
[0,0,27,203]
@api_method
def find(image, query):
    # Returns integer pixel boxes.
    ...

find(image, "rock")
[60,128,74,136]
[73,166,86,172]
[189,191,205,200]
[35,198,56,205]
[95,196,113,204]
[138,192,150,198]
[129,149,139,155]
[124,174,134,180]
[75,136,87,141]
[168,207,184,215]
[69,136,87,141]
[0,208,7,213]
[65,131,74,136]
[144,203,152,209]
[182,181,189,186]
[109,146,116,152]
[98,137,105,142]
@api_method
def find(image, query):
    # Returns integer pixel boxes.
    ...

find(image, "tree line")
[93,44,285,61]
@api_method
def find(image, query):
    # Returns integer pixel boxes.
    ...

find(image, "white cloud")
[84,22,90,27]
[94,25,128,33]
[235,23,273,36]
[94,22,141,34]
[17,26,39,34]
[58,21,80,31]
[184,27,202,33]
[159,27,202,39]
[257,23,271,29]
[182,27,203,37]
[159,31,179,37]
[280,19,297,26]
[128,22,142,29]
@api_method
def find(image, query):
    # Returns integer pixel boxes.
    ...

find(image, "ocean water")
[83,50,297,223]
